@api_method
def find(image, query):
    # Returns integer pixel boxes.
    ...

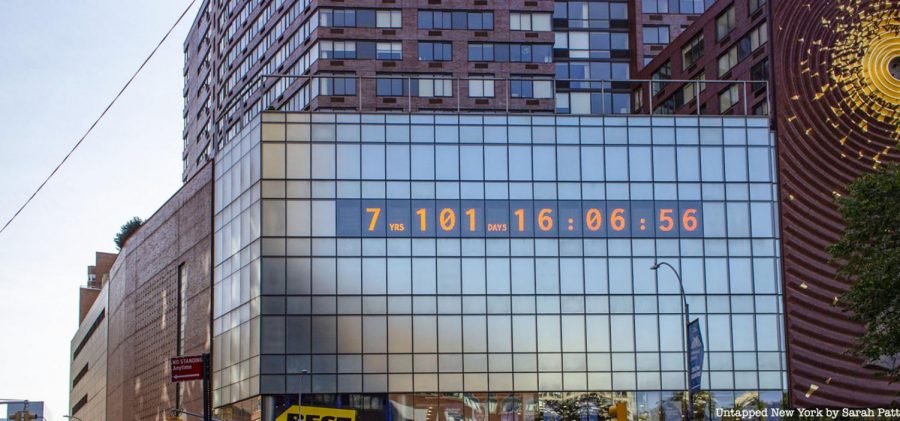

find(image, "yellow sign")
[275,405,357,421]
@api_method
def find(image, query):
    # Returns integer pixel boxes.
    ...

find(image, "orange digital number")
[610,208,626,231]
[585,208,603,231]
[416,208,427,231]
[465,208,476,232]
[514,209,525,232]
[658,209,674,232]
[440,208,456,231]
[538,208,553,231]
[682,209,698,231]
[366,208,381,232]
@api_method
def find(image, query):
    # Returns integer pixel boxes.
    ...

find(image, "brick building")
[633,0,900,408]
[633,0,771,116]
[69,165,214,420]
[628,0,717,70]
[69,252,117,420]
[181,0,733,181]
[79,251,117,324]
[104,165,213,419]
[181,0,559,181]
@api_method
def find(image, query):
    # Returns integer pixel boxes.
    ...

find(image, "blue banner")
[688,319,704,393]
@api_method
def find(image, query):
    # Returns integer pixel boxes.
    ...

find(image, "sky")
[0,1,200,418]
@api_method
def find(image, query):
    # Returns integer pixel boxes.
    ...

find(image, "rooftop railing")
[208,74,769,151]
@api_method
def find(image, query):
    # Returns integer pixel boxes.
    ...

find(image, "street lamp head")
[300,369,310,375]
[650,262,662,270]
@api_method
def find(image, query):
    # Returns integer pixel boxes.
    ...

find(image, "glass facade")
[214,112,785,420]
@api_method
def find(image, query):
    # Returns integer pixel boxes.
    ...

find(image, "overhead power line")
[0,0,198,237]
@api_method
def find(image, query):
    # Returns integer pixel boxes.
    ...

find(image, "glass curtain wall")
[214,112,785,420]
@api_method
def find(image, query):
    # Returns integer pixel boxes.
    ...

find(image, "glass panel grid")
[214,113,783,407]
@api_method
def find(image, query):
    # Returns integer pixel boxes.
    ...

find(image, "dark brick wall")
[634,0,771,116]
[183,0,555,181]
[629,0,704,74]
[772,0,900,408]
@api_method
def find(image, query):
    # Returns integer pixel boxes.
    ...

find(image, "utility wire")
[0,0,198,237]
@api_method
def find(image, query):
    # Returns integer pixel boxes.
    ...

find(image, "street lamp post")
[298,369,310,419]
[651,261,692,421]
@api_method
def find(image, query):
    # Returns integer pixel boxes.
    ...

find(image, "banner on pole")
[688,319,704,393]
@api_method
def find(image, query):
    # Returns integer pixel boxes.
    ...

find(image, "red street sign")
[171,355,205,382]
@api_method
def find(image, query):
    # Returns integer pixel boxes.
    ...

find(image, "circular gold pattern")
[827,0,900,166]
[776,0,900,407]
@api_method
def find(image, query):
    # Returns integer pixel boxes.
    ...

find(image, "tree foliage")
[828,163,900,381]
[114,216,143,251]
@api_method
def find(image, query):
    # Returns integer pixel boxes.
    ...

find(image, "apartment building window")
[654,96,676,114]
[651,60,671,95]
[468,78,495,97]
[466,12,493,30]
[753,99,769,116]
[555,2,627,27]
[682,77,707,104]
[643,26,670,45]
[510,12,551,31]
[376,10,402,28]
[681,34,704,70]
[468,43,494,61]
[418,42,453,61]
[319,75,357,96]
[418,11,493,30]
[740,23,768,57]
[510,79,553,98]
[718,45,738,76]
[467,43,552,63]
[417,76,453,97]
[750,58,769,91]
[750,0,767,14]
[418,10,452,29]
[320,9,401,28]
[719,84,740,111]
[320,9,356,27]
[376,77,408,96]
[556,32,628,58]
[643,0,669,13]
[716,5,736,40]
[376,42,402,60]
[718,23,767,76]
[320,40,356,59]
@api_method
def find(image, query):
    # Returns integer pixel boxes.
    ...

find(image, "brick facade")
[105,164,213,420]
[182,0,556,181]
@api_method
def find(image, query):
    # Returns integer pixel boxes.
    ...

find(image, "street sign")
[687,319,704,393]
[171,355,205,382]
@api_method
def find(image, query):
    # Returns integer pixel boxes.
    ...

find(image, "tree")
[114,216,143,251]
[828,163,900,382]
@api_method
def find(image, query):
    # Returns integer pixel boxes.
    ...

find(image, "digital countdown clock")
[336,199,702,238]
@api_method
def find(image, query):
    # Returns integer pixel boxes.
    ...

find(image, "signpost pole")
[651,262,697,421]
[684,303,691,421]
[203,353,212,421]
